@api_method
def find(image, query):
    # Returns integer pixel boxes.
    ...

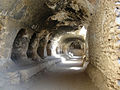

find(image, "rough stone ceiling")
[0,0,94,33]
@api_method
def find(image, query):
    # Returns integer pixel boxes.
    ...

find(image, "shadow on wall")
[11,29,32,65]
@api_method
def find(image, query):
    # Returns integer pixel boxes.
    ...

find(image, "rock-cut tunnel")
[0,0,120,90]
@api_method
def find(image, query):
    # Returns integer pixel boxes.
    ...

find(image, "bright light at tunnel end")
[69,67,83,70]
[50,26,88,65]
[50,36,78,64]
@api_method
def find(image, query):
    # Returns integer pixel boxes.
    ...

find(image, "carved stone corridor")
[0,0,120,90]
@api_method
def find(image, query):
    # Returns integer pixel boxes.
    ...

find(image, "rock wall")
[0,18,21,68]
[87,0,120,90]
[0,0,52,30]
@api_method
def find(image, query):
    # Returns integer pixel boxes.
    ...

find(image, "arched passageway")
[0,0,119,90]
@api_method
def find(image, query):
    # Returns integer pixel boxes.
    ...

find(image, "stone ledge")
[6,59,61,84]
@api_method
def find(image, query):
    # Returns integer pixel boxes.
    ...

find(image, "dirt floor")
[0,57,99,90]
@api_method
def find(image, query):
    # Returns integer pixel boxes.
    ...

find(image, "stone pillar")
[27,30,46,61]
[44,34,51,57]
[0,18,21,68]
[86,0,120,90]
